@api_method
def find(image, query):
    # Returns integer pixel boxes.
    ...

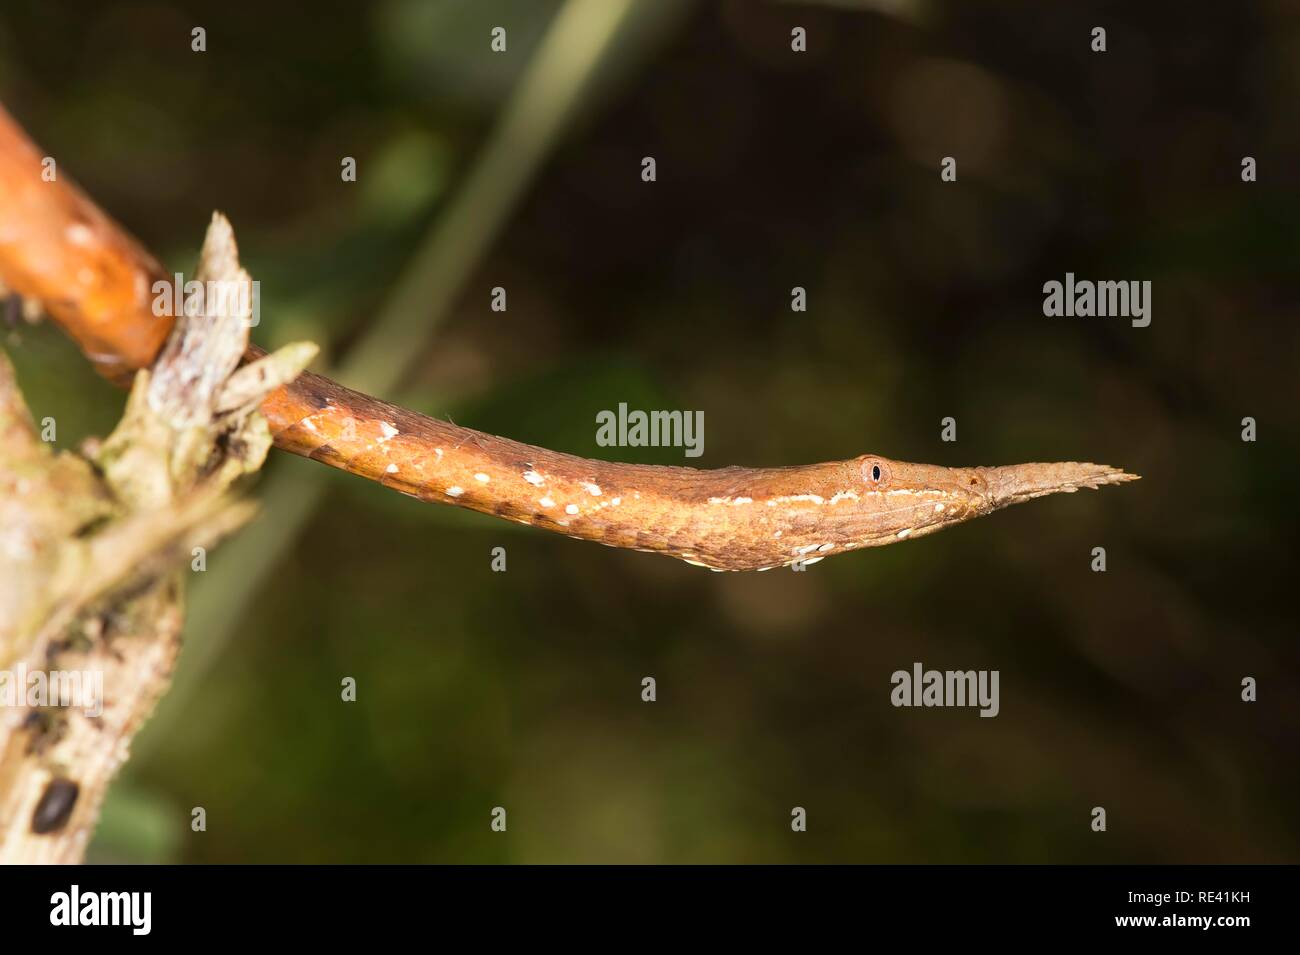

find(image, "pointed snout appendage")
[979,461,1140,511]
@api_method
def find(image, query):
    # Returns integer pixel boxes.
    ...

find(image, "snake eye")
[861,457,891,485]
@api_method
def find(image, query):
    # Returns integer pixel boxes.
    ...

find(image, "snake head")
[841,455,1139,549]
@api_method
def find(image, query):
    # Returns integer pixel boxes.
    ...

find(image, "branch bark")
[0,215,313,862]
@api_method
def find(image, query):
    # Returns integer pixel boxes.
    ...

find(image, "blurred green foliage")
[1,0,1297,862]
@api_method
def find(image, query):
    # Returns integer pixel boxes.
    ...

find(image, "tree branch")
[0,214,313,861]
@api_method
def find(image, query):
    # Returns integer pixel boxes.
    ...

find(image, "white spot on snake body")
[935,503,944,512]
[897,528,910,538]
[581,482,602,496]
[435,448,444,460]
[828,490,859,505]
[565,504,579,515]
[475,473,490,483]
[386,463,398,473]
[67,223,94,246]
[446,486,464,497]
[611,497,621,506]
[540,497,555,508]
[523,470,544,486]
[380,422,399,440]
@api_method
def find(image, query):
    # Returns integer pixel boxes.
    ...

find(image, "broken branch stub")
[0,215,316,863]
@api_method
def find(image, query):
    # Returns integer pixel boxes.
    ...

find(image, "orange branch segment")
[0,104,173,379]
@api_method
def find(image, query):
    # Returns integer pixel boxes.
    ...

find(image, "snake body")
[265,366,1138,572]
[0,103,1138,572]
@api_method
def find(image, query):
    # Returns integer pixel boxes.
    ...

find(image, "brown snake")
[263,364,1137,571]
[0,102,1138,572]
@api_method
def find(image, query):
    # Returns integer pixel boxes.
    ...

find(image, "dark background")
[1,0,1296,862]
